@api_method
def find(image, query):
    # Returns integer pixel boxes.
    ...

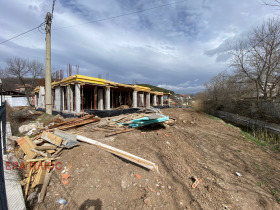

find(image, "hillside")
[136,84,175,94]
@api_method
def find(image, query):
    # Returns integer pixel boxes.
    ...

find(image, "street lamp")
[0,79,2,106]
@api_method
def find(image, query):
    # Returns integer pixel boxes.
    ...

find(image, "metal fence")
[0,102,8,209]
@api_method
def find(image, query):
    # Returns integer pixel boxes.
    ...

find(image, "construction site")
[2,103,280,209]
[1,1,280,209]
[34,74,171,115]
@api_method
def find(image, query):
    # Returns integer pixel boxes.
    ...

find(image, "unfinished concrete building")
[34,75,171,114]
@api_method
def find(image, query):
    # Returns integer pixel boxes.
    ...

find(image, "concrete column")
[146,92,150,108]
[98,88,104,110]
[133,90,137,108]
[139,92,144,107]
[105,87,110,110]
[54,86,62,111]
[35,94,38,109]
[75,83,81,113]
[168,95,171,107]
[67,85,73,112]
[160,95,164,106]
[153,95,156,106]
[61,88,65,111]
[39,86,45,109]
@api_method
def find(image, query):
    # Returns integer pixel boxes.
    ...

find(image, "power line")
[0,0,186,45]
[0,22,45,45]
[53,0,187,30]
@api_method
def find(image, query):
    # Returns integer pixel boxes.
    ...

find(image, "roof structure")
[34,74,168,95]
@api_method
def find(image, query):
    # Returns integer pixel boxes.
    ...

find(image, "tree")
[229,18,280,101]
[263,0,280,7]
[5,57,43,106]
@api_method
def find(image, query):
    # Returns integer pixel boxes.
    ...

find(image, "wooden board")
[31,163,48,188]
[17,136,37,159]
[77,135,158,172]
[41,131,63,146]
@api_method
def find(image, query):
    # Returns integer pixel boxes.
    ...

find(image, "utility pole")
[45,12,52,115]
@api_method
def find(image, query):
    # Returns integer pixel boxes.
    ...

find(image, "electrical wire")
[53,0,187,30]
[0,0,186,45]
[0,22,46,45]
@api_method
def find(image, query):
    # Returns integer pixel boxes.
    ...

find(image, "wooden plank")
[35,146,57,150]
[26,157,60,162]
[46,149,56,154]
[31,163,48,188]
[17,136,37,159]
[77,135,158,172]
[41,131,63,146]
[38,170,53,203]
[25,168,33,199]
[52,148,64,158]
[105,128,137,137]
[30,148,49,157]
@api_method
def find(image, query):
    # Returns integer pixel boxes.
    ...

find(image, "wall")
[2,96,32,107]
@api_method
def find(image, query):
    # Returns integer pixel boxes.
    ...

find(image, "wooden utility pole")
[45,12,52,115]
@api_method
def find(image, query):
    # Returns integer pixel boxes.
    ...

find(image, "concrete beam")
[75,83,81,113]
[105,87,110,110]
[98,88,104,110]
[146,92,150,108]
[133,90,137,108]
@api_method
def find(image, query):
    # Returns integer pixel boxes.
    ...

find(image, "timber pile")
[11,115,100,203]
[9,112,175,205]
[14,135,63,203]
[91,112,175,136]
[47,115,100,131]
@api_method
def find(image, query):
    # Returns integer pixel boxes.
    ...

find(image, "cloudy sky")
[0,0,278,94]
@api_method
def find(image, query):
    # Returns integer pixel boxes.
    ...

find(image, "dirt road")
[36,108,280,210]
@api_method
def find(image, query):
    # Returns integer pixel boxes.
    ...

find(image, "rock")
[144,197,151,206]
[18,122,43,133]
[27,191,38,201]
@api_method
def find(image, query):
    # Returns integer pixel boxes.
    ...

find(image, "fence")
[0,102,8,209]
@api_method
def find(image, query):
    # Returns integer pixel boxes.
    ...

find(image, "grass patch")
[37,113,54,126]
[226,123,237,128]
[208,115,222,121]
[271,189,280,203]
[241,131,268,147]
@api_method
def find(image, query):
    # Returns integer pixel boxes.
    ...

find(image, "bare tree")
[263,0,280,8]
[5,57,43,106]
[0,68,5,78]
[229,18,280,101]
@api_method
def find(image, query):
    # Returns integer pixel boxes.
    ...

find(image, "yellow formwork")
[34,74,165,95]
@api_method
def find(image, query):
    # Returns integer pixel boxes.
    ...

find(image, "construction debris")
[38,170,53,203]
[11,110,172,206]
[121,115,169,128]
[54,129,79,148]
[17,136,37,160]
[47,115,100,131]
[41,131,63,146]
[105,128,137,137]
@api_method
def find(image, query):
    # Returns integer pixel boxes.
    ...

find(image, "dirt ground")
[33,108,280,210]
